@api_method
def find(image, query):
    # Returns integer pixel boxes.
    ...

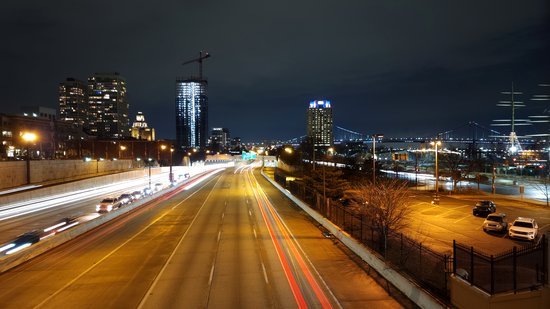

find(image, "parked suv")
[473,200,496,217]
[509,217,538,241]
[482,213,508,233]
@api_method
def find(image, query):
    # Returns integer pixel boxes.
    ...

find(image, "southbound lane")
[0,167,403,308]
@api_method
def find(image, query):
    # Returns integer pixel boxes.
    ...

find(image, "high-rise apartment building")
[58,78,88,128]
[131,111,155,141]
[87,72,130,138]
[209,127,230,153]
[175,78,208,150]
[307,100,333,147]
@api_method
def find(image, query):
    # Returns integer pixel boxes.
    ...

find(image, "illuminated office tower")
[307,100,333,147]
[175,78,208,150]
[58,78,88,128]
[87,72,130,138]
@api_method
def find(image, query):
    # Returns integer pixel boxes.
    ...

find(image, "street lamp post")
[169,148,174,183]
[21,132,37,185]
[147,158,152,189]
[430,139,442,203]
[372,134,384,185]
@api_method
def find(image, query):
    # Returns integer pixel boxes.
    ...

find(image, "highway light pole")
[22,132,37,185]
[430,139,442,203]
[372,134,383,185]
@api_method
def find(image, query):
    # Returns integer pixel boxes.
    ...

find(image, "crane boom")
[181,51,211,80]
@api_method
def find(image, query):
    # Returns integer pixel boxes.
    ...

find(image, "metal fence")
[453,237,548,294]
[284,179,450,301]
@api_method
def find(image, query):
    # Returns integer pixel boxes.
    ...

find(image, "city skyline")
[1,1,549,141]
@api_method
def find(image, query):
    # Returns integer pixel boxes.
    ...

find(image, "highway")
[0,166,402,308]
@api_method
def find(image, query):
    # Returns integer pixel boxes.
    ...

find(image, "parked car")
[482,213,508,233]
[473,200,496,216]
[118,193,133,205]
[508,217,538,241]
[96,197,121,213]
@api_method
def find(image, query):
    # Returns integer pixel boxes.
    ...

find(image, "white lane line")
[249,209,252,217]
[261,262,269,284]
[221,213,225,220]
[253,228,257,239]
[209,264,216,285]
[136,175,223,309]
[217,230,221,242]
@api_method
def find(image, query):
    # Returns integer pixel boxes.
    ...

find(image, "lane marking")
[209,264,216,285]
[261,262,269,284]
[253,228,257,239]
[218,230,221,242]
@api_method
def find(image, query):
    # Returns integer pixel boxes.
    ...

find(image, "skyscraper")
[175,78,208,150]
[307,100,333,147]
[87,72,129,138]
[58,78,88,128]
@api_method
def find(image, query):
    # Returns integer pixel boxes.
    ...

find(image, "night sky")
[1,1,549,142]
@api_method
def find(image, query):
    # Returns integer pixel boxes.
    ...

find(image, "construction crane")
[181,51,211,80]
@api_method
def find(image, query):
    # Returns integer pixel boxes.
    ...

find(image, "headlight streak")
[44,222,67,232]
[246,169,333,309]
[0,243,16,253]
[5,243,32,255]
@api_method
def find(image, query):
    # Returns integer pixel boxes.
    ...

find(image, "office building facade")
[175,78,208,150]
[58,78,88,128]
[307,100,333,147]
[87,72,130,138]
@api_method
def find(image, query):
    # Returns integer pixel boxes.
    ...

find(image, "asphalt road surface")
[0,166,403,309]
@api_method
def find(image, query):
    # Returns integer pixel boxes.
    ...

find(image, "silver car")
[482,213,507,233]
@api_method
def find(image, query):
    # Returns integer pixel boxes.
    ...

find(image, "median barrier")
[261,170,444,309]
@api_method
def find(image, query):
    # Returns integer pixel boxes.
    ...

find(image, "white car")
[508,217,538,241]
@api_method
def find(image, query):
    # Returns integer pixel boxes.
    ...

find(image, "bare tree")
[349,179,413,255]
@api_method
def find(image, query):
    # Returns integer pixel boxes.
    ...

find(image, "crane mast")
[181,51,211,80]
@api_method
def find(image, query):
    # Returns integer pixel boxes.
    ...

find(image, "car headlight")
[96,205,100,211]
[107,205,112,211]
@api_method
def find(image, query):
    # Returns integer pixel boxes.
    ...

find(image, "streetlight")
[372,134,384,185]
[323,147,334,203]
[21,132,37,184]
[147,158,153,189]
[430,139,442,204]
[119,145,126,159]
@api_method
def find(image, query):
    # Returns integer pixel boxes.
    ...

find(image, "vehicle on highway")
[142,187,153,196]
[118,193,133,205]
[43,216,80,235]
[508,217,538,241]
[96,197,121,213]
[482,213,508,233]
[0,230,43,255]
[131,190,142,200]
[154,183,164,192]
[473,200,496,216]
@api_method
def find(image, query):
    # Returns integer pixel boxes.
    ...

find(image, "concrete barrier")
[261,170,445,309]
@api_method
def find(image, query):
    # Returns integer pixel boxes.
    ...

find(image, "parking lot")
[404,191,550,255]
